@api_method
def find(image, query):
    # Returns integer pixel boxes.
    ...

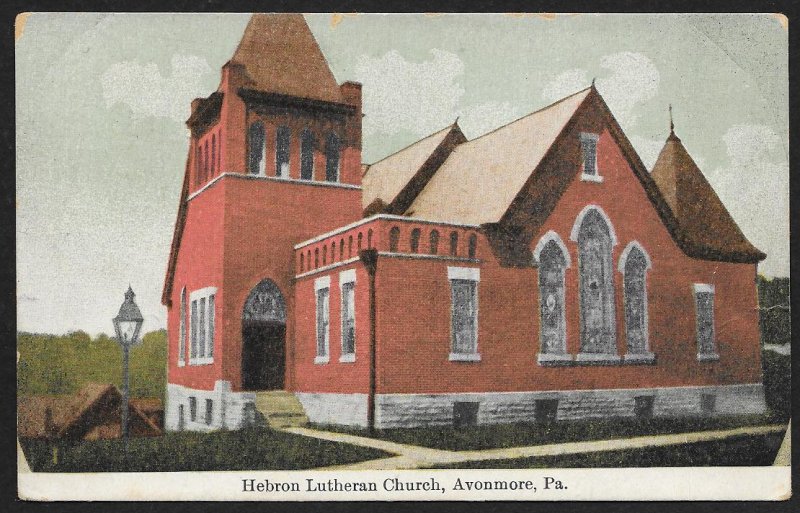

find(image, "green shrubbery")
[17,330,167,399]
[762,350,791,421]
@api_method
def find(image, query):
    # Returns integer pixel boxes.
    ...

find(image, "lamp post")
[112,286,144,455]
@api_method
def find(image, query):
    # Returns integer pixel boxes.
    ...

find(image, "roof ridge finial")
[591,77,596,88]
[669,103,675,134]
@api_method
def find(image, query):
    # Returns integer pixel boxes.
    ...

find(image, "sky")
[15,13,789,336]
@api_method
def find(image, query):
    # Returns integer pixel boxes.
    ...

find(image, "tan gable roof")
[230,13,343,104]
[651,131,765,262]
[406,88,592,224]
[362,123,465,211]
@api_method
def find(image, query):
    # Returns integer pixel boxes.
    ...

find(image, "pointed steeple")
[668,104,675,134]
[230,13,343,104]
[651,129,765,262]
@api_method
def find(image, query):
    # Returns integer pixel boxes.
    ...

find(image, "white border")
[447,266,480,281]
[617,240,653,271]
[314,275,331,291]
[694,283,716,294]
[188,286,217,366]
[339,270,357,362]
[618,241,653,357]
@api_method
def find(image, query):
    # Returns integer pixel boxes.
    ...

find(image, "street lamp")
[113,285,144,453]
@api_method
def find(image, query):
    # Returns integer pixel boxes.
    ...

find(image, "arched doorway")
[241,279,286,390]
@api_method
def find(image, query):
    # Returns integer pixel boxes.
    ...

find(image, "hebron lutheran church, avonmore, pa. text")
[160,14,768,432]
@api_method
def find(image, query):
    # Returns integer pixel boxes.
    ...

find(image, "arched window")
[367,229,373,249]
[247,121,266,175]
[537,239,568,356]
[300,253,305,272]
[331,241,336,262]
[195,145,202,186]
[179,288,187,365]
[357,232,363,251]
[201,140,208,182]
[389,227,400,252]
[210,134,216,176]
[325,133,340,182]
[348,235,353,257]
[339,238,344,260]
[575,209,617,354]
[468,234,478,259]
[307,250,311,269]
[300,129,315,180]
[314,248,319,268]
[276,126,290,177]
[410,228,421,253]
[429,230,440,255]
[217,130,222,173]
[322,246,327,265]
[621,243,651,355]
[449,231,459,256]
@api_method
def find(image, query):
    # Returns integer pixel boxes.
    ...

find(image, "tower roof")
[230,13,344,104]
[651,132,765,262]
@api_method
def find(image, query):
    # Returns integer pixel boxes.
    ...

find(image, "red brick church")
[162,13,767,431]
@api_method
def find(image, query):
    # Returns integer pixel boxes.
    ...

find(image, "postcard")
[16,12,790,501]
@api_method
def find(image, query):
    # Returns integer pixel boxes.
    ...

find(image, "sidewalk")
[283,423,788,470]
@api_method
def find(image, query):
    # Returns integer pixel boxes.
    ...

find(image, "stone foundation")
[295,392,368,428]
[165,380,257,432]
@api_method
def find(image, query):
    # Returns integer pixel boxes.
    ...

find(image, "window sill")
[623,352,656,365]
[339,353,356,363]
[314,356,330,365]
[177,361,186,367]
[697,353,720,362]
[189,357,214,366]
[574,352,621,365]
[537,353,573,366]
[580,173,603,183]
[449,352,481,362]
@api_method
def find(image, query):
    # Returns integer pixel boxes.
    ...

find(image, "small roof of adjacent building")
[229,13,344,104]
[406,87,592,224]
[651,131,765,262]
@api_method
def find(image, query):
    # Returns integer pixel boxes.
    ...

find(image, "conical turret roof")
[230,13,343,104]
[651,131,765,262]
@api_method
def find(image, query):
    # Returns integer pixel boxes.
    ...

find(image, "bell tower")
[163,13,363,430]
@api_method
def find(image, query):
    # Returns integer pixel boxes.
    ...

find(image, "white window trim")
[339,270,357,362]
[569,204,619,246]
[448,267,480,361]
[534,232,570,364]
[178,287,186,367]
[314,275,331,291]
[188,286,217,366]
[694,283,715,294]
[581,173,604,183]
[618,241,653,271]
[447,266,480,281]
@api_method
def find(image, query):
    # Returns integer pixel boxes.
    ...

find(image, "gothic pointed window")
[325,133,340,182]
[449,231,459,256]
[211,134,216,176]
[538,240,568,356]
[178,288,187,366]
[410,228,421,253]
[429,230,440,255]
[276,126,290,177]
[623,245,650,355]
[247,121,266,175]
[300,129,315,180]
[468,234,478,259]
[576,209,616,354]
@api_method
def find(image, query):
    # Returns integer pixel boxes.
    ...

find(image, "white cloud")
[100,54,212,122]
[628,135,665,171]
[355,49,522,139]
[542,51,660,128]
[710,124,789,276]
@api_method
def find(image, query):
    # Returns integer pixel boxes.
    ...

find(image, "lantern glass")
[115,318,142,345]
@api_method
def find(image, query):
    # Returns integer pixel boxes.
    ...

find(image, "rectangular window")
[694,284,718,360]
[188,397,197,422]
[340,272,356,361]
[199,297,206,358]
[190,300,198,359]
[276,126,290,177]
[189,287,217,365]
[535,399,559,423]
[315,277,331,363]
[301,130,315,180]
[448,267,480,361]
[634,395,655,419]
[700,393,716,415]
[580,133,600,180]
[205,399,214,425]
[208,294,215,358]
[178,289,186,366]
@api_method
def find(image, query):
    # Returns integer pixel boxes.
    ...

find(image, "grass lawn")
[429,431,787,468]
[21,427,390,472]
[318,413,783,452]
